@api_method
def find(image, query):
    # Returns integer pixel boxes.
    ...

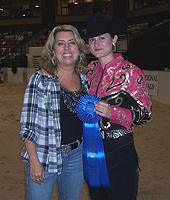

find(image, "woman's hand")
[24,139,45,185]
[30,160,45,185]
[95,101,112,119]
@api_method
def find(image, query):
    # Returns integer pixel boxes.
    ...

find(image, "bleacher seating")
[126,22,150,40]
[31,36,47,47]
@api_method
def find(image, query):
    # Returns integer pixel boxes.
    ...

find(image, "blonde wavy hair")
[40,24,89,76]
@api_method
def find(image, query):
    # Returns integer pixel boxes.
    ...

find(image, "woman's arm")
[95,101,132,131]
[24,139,45,185]
[130,68,152,125]
[19,73,45,185]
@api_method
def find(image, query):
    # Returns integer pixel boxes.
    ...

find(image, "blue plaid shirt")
[19,70,88,173]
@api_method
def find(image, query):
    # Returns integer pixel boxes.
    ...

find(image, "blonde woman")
[19,25,89,200]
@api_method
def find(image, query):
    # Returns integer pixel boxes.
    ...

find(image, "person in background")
[84,12,152,200]
[19,24,89,200]
[17,32,24,42]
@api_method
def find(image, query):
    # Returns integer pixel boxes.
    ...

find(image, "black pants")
[88,133,139,200]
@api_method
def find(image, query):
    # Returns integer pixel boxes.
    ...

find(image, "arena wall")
[0,68,170,106]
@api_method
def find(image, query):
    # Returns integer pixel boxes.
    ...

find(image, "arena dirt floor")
[0,83,170,200]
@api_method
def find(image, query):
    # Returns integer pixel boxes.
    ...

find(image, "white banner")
[144,70,159,96]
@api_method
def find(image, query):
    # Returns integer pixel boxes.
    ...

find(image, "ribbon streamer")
[76,94,110,187]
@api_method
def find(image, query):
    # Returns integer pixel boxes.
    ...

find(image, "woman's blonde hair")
[40,24,89,76]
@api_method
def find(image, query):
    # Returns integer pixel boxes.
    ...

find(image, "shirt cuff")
[19,128,38,143]
[109,106,132,131]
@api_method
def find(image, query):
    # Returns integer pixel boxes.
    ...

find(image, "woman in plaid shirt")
[19,25,89,200]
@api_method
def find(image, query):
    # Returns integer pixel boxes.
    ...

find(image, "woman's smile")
[63,53,73,57]
[95,48,102,51]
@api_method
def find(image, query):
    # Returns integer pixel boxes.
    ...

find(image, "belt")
[61,138,82,153]
[101,127,133,140]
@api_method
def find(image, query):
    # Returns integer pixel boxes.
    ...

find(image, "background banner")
[144,70,159,96]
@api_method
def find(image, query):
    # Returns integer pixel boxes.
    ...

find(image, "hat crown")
[87,12,109,29]
[84,12,128,39]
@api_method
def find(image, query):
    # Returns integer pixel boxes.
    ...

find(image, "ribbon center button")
[85,102,95,114]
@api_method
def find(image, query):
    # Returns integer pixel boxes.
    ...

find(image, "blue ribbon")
[76,94,110,187]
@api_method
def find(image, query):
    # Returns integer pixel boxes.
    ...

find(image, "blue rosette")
[76,94,110,188]
[76,94,101,124]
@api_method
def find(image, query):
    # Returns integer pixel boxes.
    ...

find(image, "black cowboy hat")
[84,12,128,39]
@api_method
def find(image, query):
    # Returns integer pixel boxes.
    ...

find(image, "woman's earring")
[52,56,58,65]
[79,54,82,63]
[112,42,116,46]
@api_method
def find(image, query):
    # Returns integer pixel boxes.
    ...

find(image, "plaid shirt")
[19,70,88,173]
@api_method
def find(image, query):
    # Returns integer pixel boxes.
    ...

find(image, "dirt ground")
[0,83,170,200]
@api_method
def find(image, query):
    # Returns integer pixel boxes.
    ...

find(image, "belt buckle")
[61,144,72,153]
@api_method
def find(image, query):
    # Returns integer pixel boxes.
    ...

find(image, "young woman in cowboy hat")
[84,12,152,200]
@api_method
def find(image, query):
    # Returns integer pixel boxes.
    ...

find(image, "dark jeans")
[88,133,139,200]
